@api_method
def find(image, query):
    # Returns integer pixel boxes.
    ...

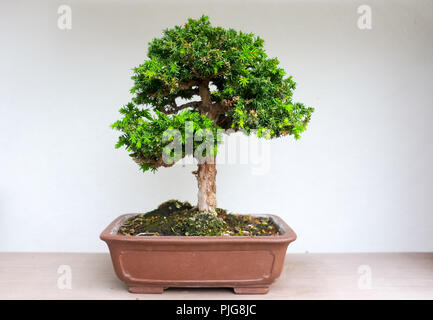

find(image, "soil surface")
[118,200,280,236]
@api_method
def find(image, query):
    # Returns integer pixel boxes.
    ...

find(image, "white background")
[1,0,432,252]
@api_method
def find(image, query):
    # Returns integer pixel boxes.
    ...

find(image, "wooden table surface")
[0,252,432,299]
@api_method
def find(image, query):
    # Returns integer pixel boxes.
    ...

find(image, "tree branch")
[177,79,199,90]
[133,156,176,169]
[191,67,200,78]
[162,101,202,114]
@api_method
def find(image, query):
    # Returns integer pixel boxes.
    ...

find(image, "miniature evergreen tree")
[112,16,314,214]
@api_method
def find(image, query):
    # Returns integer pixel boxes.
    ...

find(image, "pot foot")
[128,285,164,294]
[233,286,269,294]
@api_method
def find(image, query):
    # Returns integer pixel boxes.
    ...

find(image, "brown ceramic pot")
[100,214,296,294]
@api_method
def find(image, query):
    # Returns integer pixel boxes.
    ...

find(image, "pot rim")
[100,213,297,244]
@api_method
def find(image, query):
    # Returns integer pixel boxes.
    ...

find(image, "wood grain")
[0,252,431,299]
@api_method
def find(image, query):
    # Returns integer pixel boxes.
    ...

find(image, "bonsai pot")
[100,213,296,294]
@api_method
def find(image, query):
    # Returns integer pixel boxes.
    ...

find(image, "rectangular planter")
[100,214,296,294]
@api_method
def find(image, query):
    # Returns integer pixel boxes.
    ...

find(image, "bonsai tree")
[112,16,314,215]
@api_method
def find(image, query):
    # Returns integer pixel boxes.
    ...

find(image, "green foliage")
[111,103,220,172]
[112,15,314,171]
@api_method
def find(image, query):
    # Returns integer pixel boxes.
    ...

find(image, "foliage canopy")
[112,15,314,172]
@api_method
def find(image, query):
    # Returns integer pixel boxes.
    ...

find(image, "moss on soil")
[118,200,280,236]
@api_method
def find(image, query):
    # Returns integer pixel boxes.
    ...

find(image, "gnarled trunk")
[194,81,218,213]
[195,159,217,214]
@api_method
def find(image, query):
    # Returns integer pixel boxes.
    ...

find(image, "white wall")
[1,0,432,252]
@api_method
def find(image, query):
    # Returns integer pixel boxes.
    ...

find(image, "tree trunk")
[195,159,217,214]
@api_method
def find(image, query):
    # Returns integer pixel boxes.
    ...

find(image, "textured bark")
[198,80,221,121]
[195,159,217,214]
